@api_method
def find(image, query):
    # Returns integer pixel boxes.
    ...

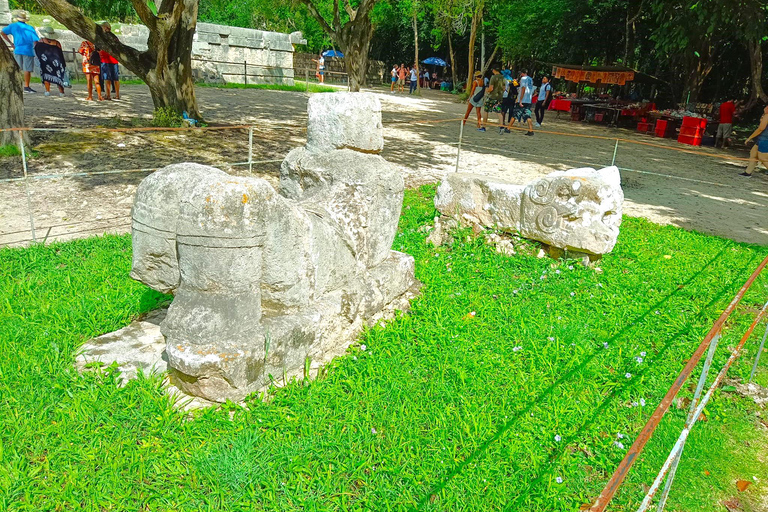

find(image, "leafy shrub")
[151,107,184,128]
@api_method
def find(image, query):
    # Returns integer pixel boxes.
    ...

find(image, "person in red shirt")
[716,99,736,148]
[99,22,120,100]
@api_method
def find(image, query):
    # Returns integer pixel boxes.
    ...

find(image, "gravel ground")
[1,83,766,247]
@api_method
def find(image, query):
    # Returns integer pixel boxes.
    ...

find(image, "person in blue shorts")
[741,104,768,177]
[1,11,40,93]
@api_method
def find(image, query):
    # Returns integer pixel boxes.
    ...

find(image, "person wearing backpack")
[78,40,103,101]
[534,76,552,127]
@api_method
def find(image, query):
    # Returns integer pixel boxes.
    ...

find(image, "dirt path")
[1,83,766,247]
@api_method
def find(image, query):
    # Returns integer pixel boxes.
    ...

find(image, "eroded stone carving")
[434,167,623,255]
[128,93,418,402]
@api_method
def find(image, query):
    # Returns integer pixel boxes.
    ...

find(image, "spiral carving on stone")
[536,205,559,233]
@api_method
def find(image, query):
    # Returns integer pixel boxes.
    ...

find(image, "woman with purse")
[463,71,486,131]
[78,40,103,101]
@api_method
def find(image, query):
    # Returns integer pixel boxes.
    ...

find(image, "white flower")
[597,283,603,288]
[554,434,562,442]
[513,346,523,352]
[570,292,575,297]
[640,398,646,407]
[555,269,561,274]
[614,441,625,450]
[632,401,639,407]
[360,344,367,351]
[568,265,574,270]
[603,342,609,349]
[556,476,563,484]
[540,275,546,280]
[617,433,624,439]
[635,357,643,364]
[625,373,632,379]
[548,336,555,341]
[371,427,377,434]
[640,351,647,357]
[655,310,660,315]
[513,289,519,294]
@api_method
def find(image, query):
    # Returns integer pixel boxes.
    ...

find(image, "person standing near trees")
[312,53,325,83]
[534,76,552,127]
[390,64,398,93]
[1,11,39,93]
[78,39,103,101]
[739,104,768,177]
[98,23,120,100]
[397,64,406,93]
[409,64,418,94]
[507,69,535,136]
[482,67,505,133]
[34,26,66,97]
[716,98,736,149]
[463,71,486,131]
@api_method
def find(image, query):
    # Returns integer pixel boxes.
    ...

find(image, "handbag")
[472,85,484,103]
[88,49,102,67]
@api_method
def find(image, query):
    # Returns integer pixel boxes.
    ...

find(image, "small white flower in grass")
[632,401,639,407]
[353,356,357,360]
[597,283,603,288]
[655,310,660,315]
[640,398,646,407]
[640,351,647,357]
[371,427,377,434]
[556,476,564,484]
[568,265,574,270]
[614,441,625,450]
[625,372,632,379]
[635,357,643,364]
[360,344,367,351]
[555,269,561,274]
[513,289,519,294]
[570,292,575,297]
[540,275,546,280]
[617,433,624,439]
[513,346,523,352]
[557,316,562,320]
[554,434,562,442]
[548,336,555,341]
[603,342,609,349]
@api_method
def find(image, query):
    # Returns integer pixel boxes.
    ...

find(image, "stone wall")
[0,0,305,85]
[294,52,387,85]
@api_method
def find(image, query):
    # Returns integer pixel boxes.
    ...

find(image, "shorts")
[512,103,532,123]
[484,98,502,113]
[398,78,405,85]
[758,138,768,153]
[101,63,119,82]
[716,123,732,140]
[14,54,35,73]
[391,76,397,82]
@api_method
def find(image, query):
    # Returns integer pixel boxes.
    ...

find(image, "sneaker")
[524,131,534,136]
[23,87,36,93]
[504,128,511,133]
[498,126,504,134]
[44,91,50,97]
[534,122,541,127]
[478,127,486,132]
[59,93,65,97]
[738,172,752,177]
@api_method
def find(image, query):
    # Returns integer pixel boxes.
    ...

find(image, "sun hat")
[13,10,29,22]
[39,25,56,37]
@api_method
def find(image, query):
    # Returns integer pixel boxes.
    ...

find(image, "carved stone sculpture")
[129,93,418,402]
[434,167,624,255]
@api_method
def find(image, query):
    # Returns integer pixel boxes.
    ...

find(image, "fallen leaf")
[704,470,711,476]
[736,479,752,492]
[579,503,592,511]
[722,497,743,512]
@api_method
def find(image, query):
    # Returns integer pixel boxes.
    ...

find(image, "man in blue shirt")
[506,69,535,136]
[1,11,39,93]
[534,76,552,127]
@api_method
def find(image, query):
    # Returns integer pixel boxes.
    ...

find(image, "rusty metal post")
[749,321,768,382]
[589,253,768,512]
[654,333,721,512]
[18,131,37,243]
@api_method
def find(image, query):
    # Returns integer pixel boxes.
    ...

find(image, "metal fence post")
[305,68,309,92]
[611,139,619,167]
[455,120,464,173]
[654,333,721,511]
[18,131,37,243]
[244,61,248,86]
[72,48,79,81]
[248,126,254,175]
[749,321,768,382]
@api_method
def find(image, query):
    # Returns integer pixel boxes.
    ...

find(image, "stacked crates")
[677,116,707,146]
[655,119,674,138]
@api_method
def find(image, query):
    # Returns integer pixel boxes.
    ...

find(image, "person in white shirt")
[534,76,552,127]
[312,53,325,83]
[390,65,398,93]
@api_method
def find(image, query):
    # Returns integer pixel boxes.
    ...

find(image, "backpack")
[89,49,101,67]
[542,83,553,108]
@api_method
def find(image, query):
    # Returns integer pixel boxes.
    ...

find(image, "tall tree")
[35,0,202,118]
[297,0,379,90]
[0,39,25,146]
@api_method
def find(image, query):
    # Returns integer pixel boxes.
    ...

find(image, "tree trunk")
[36,0,201,118]
[746,38,768,108]
[466,9,480,86]
[448,30,457,91]
[337,15,373,92]
[681,48,713,106]
[413,9,420,94]
[0,39,25,146]
[480,45,498,75]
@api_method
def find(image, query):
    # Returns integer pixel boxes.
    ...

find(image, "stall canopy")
[322,50,344,58]
[422,57,448,66]
[547,63,664,85]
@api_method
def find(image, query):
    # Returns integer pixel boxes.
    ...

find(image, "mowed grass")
[1,186,768,511]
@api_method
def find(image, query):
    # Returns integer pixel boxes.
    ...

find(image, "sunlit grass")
[1,186,767,510]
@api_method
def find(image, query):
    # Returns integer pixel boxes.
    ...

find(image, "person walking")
[716,98,736,149]
[500,69,517,126]
[507,69,535,136]
[390,64,398,93]
[33,26,66,97]
[397,64,406,93]
[312,53,325,83]
[1,11,39,93]
[534,76,552,127]
[98,22,121,100]
[463,71,486,131]
[483,67,506,133]
[739,104,768,177]
[78,39,103,101]
[409,65,418,94]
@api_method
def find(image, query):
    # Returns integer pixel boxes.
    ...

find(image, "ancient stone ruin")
[89,93,418,403]
[432,167,624,258]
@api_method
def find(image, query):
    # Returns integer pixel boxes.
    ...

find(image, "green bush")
[151,107,184,128]
[0,144,21,157]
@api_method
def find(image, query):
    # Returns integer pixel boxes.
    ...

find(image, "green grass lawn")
[1,186,767,511]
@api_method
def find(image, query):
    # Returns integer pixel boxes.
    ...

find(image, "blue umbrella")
[322,50,344,58]
[422,57,448,67]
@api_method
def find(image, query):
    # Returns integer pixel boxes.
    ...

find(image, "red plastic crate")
[637,121,652,133]
[679,125,704,137]
[681,116,707,129]
[594,113,605,122]
[678,134,702,146]
[655,119,673,138]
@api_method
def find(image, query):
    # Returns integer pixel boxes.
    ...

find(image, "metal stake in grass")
[455,119,464,173]
[611,138,619,167]
[749,321,768,383]
[18,131,36,243]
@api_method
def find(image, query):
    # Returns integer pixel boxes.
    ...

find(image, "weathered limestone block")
[306,92,384,153]
[434,167,624,255]
[121,93,418,403]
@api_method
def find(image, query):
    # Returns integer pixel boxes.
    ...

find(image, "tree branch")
[296,0,336,39]
[355,0,377,20]
[130,0,158,31]
[333,0,341,31]
[343,0,357,20]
